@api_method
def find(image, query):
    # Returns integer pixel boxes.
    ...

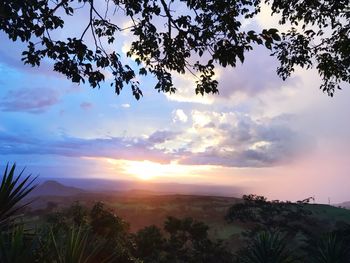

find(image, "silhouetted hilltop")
[28,180,85,197]
[36,177,245,197]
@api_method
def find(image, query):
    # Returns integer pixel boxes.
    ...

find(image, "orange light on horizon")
[123,160,199,181]
[124,160,160,180]
[103,158,216,182]
[84,156,259,187]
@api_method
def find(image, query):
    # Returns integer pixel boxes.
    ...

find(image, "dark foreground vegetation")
[1,164,350,263]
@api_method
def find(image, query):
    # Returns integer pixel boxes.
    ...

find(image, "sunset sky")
[1,3,350,203]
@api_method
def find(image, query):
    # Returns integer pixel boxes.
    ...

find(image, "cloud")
[164,72,217,105]
[1,114,309,168]
[148,130,179,144]
[172,109,188,123]
[162,47,300,106]
[0,87,60,113]
[215,47,300,99]
[80,102,93,111]
[0,130,178,164]
[121,103,131,108]
[175,111,314,167]
[109,103,131,109]
[0,33,63,78]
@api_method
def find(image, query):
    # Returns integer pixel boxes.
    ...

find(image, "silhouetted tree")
[67,201,88,226]
[1,1,349,98]
[89,202,136,262]
[134,225,165,262]
[226,195,317,238]
[162,216,234,263]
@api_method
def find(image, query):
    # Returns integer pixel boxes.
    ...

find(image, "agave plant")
[49,227,117,263]
[0,163,37,228]
[237,231,297,263]
[309,233,350,263]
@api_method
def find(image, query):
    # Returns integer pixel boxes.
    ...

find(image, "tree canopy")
[0,0,349,98]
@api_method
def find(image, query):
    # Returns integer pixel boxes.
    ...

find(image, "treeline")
[1,164,350,263]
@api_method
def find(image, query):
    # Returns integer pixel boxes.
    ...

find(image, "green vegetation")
[0,163,37,229]
[1,164,350,262]
[235,231,297,263]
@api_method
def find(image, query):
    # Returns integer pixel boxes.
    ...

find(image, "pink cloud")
[80,102,93,110]
[1,87,60,113]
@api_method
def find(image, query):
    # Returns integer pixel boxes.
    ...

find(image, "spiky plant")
[309,233,350,263]
[50,227,116,263]
[0,163,37,228]
[237,231,297,263]
[0,226,36,263]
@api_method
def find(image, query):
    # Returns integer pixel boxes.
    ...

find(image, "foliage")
[1,163,350,263]
[134,225,165,262]
[67,201,88,226]
[49,227,115,263]
[306,232,350,263]
[225,194,316,238]
[269,0,350,96]
[0,0,348,98]
[4,197,349,263]
[134,216,234,263]
[89,202,136,262]
[44,201,137,262]
[0,226,36,263]
[236,231,297,263]
[90,201,129,239]
[0,163,37,228]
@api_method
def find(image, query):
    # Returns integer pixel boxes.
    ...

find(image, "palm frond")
[0,163,37,228]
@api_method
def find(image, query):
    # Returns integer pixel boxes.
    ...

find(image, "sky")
[1,3,350,203]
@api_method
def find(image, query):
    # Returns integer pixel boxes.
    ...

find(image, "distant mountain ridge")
[36,177,245,197]
[28,180,85,197]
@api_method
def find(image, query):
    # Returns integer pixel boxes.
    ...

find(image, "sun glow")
[117,160,215,182]
[98,157,226,183]
[124,160,181,180]
[124,161,160,180]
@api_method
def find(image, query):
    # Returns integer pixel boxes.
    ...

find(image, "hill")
[36,177,245,197]
[28,180,85,197]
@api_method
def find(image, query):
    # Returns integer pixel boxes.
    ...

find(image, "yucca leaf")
[0,163,37,228]
[48,226,117,263]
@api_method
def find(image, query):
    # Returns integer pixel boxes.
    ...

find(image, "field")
[26,191,350,247]
[28,192,243,238]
